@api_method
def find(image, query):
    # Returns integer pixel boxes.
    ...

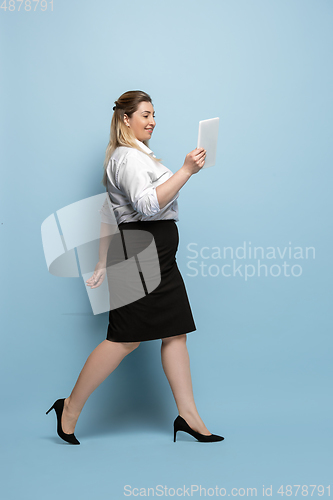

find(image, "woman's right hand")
[182,147,207,175]
[86,261,107,289]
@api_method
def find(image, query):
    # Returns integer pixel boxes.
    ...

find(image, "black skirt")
[106,219,196,342]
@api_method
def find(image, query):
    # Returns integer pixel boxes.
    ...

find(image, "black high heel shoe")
[46,398,80,445]
[173,415,224,443]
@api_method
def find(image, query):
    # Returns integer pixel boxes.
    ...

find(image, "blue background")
[1,0,332,498]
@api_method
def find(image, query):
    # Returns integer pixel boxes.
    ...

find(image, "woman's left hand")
[86,261,107,289]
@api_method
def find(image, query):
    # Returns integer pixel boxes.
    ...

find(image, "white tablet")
[197,117,219,168]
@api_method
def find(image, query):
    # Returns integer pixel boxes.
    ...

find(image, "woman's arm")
[98,197,118,263]
[156,147,206,209]
[155,168,192,209]
[86,222,116,289]
[98,222,114,264]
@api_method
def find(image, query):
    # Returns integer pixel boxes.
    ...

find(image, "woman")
[46,90,224,445]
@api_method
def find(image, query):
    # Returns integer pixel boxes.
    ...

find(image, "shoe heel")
[174,427,177,442]
[46,405,54,415]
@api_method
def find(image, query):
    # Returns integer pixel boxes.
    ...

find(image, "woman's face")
[124,101,156,142]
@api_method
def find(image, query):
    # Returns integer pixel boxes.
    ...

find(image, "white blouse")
[99,139,179,225]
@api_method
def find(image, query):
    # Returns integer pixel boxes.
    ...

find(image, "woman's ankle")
[64,396,81,418]
[178,409,210,434]
[178,409,198,425]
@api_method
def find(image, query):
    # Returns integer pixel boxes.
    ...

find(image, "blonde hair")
[102,90,162,187]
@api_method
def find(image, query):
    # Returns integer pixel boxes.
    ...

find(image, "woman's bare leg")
[61,339,140,434]
[160,334,211,435]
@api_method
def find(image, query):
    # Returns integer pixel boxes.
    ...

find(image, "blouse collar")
[135,138,154,156]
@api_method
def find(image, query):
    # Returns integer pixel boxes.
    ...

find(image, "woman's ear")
[123,113,130,128]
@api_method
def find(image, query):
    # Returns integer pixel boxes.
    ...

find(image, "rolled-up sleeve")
[116,152,161,217]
